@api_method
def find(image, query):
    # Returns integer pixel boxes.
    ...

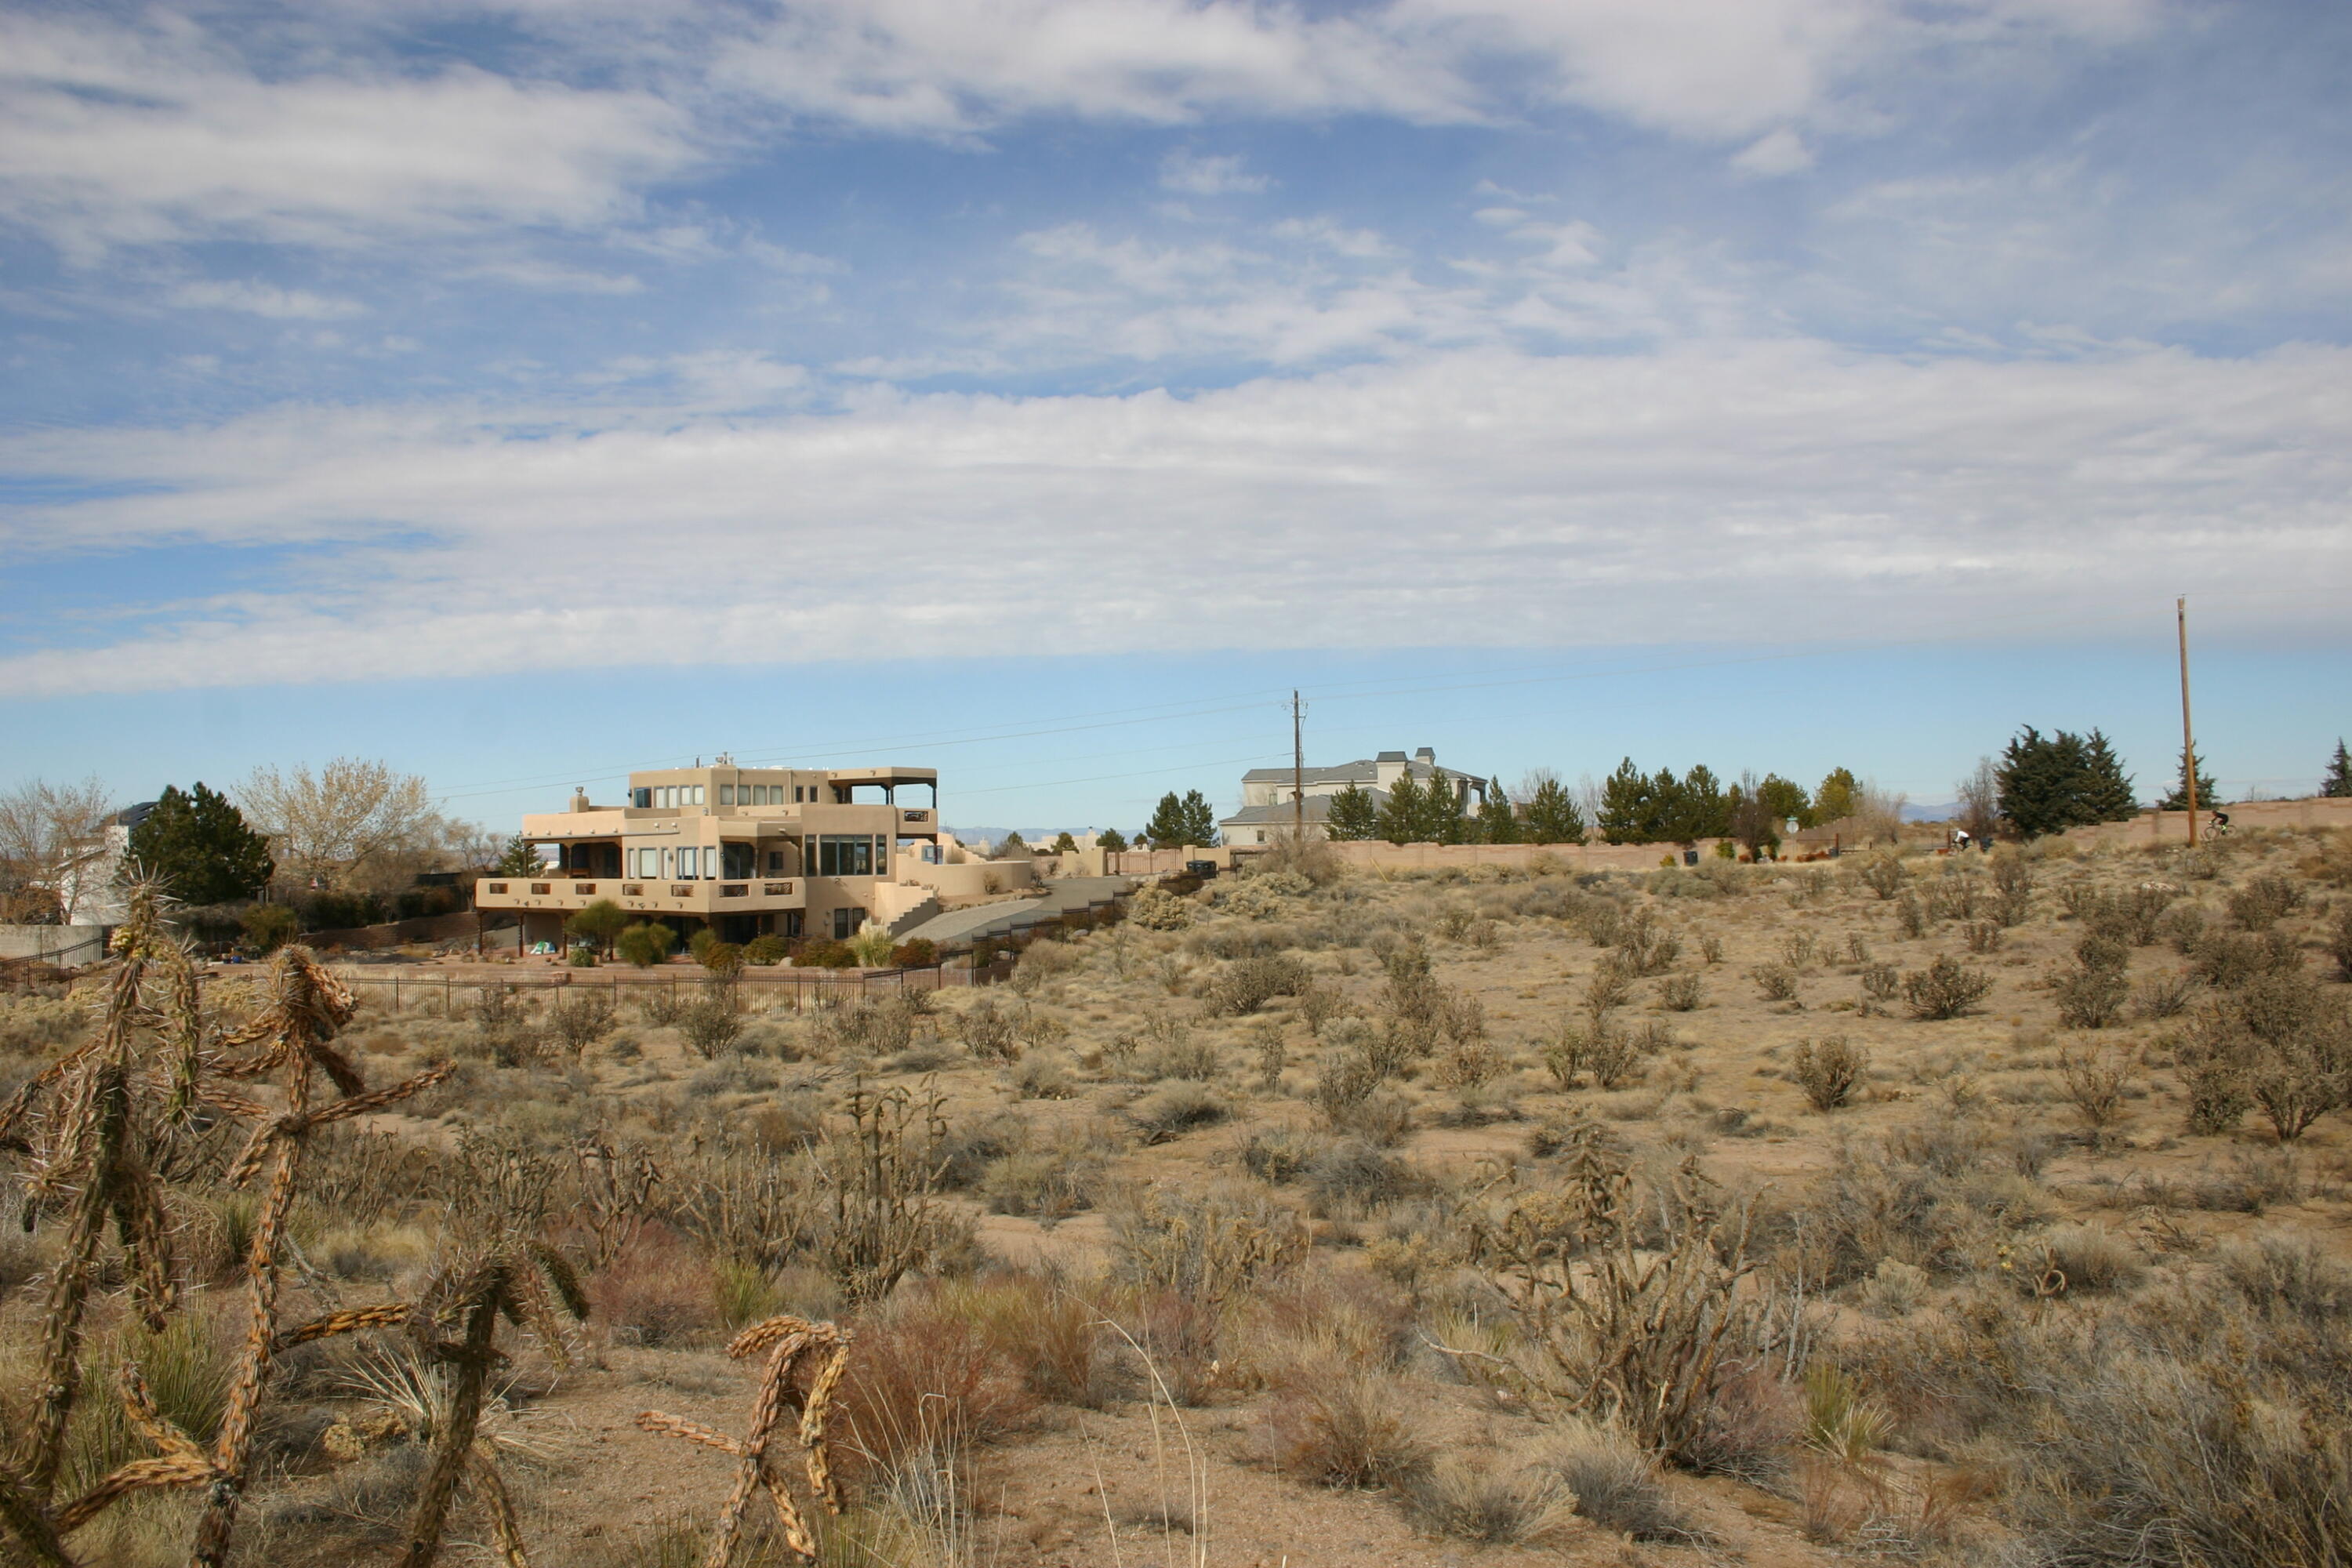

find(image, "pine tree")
[1420,774,1467,844]
[1811,767,1859,828]
[1598,758,1650,844]
[1324,784,1379,841]
[494,833,545,876]
[1676,765,1730,841]
[1522,776,1586,844]
[1475,780,1518,844]
[1097,828,1129,852]
[1178,789,1220,848]
[2158,748,2222,813]
[2321,740,2352,799]
[1647,768,1687,844]
[1051,831,1078,854]
[1755,774,1811,833]
[2079,731,2139,822]
[996,830,1028,858]
[1142,793,1189,849]
[1377,772,1425,845]
[127,782,274,906]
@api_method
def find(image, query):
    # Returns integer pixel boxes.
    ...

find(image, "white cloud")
[0,13,702,260]
[169,280,368,320]
[466,260,648,295]
[1160,150,1272,195]
[1731,128,1813,177]
[2,337,2343,698]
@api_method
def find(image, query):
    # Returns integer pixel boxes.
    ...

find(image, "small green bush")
[240,902,299,954]
[616,922,677,967]
[742,934,790,966]
[794,938,856,968]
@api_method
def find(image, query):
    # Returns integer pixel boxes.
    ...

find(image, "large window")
[815,835,892,877]
[721,842,755,879]
[831,906,867,939]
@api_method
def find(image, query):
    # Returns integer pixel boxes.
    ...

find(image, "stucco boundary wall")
[2060,797,2352,850]
[0,924,109,963]
[1106,840,1734,878]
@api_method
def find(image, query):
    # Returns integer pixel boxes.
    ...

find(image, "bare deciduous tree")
[0,776,116,923]
[237,758,443,891]
[1957,757,2001,843]
[1851,778,1910,844]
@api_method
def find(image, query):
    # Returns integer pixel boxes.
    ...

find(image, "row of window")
[626,845,764,879]
[632,785,706,808]
[813,834,887,877]
[720,783,823,805]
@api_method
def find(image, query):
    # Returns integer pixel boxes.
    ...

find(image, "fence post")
[393,975,400,1012]
[444,973,452,1014]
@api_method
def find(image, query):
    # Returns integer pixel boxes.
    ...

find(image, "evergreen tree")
[1811,767,1859,828]
[127,782,274,906]
[1676,765,1730,840]
[1051,831,1079,854]
[1647,768,1687,843]
[1142,793,1189,849]
[1998,726,2135,838]
[1598,758,1651,844]
[1521,776,1587,844]
[1096,828,1129,852]
[2321,740,2352,799]
[1475,780,1518,844]
[2158,748,2222,813]
[2080,731,2139,821]
[1726,772,1784,858]
[995,830,1028,858]
[494,833,546,876]
[1324,784,1379,841]
[1420,774,1468,844]
[1178,789,1220,848]
[1377,772,1425,845]
[1755,774,1811,833]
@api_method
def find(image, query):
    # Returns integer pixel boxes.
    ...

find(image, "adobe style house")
[474,760,944,951]
[1220,746,1487,845]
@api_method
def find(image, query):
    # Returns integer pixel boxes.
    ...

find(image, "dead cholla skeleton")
[637,1313,853,1567]
[1457,1118,1756,1466]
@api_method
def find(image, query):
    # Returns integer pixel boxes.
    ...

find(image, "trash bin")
[1682,849,1699,866]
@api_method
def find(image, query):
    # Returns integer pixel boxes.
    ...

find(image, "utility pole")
[2178,596,2198,845]
[1291,691,1305,844]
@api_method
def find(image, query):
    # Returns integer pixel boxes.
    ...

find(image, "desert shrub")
[1239,1125,1326,1184]
[0,992,87,1055]
[2215,1232,2352,1323]
[951,997,1019,1062]
[1301,1138,1421,1218]
[1404,1458,1573,1544]
[1697,931,1725,964]
[1584,953,1637,1013]
[1544,1016,1645,1091]
[1616,906,1682,975]
[2055,959,2132,1030]
[1201,952,1311,1015]
[1110,1183,1305,1308]
[698,940,744,977]
[616,921,677,967]
[2136,968,2195,1020]
[2228,873,2306,930]
[831,1294,1034,1481]
[2329,906,2352,982]
[1130,1081,1229,1142]
[1126,884,1196,931]
[887,937,938,967]
[677,990,745,1058]
[2183,971,2352,1142]
[1791,1036,1867,1111]
[2192,927,2302,989]
[980,1141,1102,1222]
[1896,892,1926,938]
[1858,855,1908,899]
[1962,917,2002,953]
[1007,1054,1073,1101]
[239,900,303,953]
[1258,1359,1431,1490]
[1751,962,1800,1003]
[2058,1040,2130,1137]
[2033,1223,2145,1295]
[547,990,617,1058]
[1533,1426,1696,1541]
[1251,1018,1287,1091]
[813,996,921,1060]
[792,938,855,967]
[1903,955,1992,1019]
[713,1258,786,1331]
[591,1223,719,1345]
[741,934,791,966]
[1859,960,1901,1009]
[1657,972,1703,1011]
[938,1274,1112,1409]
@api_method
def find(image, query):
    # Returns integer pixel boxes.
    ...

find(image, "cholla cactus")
[637,1313,852,1566]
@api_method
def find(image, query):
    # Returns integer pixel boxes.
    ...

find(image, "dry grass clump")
[1530,1425,1697,1541]
[1401,1456,1574,1544]
[1791,1036,1867,1111]
[1256,1358,1431,1490]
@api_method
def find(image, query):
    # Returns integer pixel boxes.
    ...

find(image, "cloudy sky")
[4,0,2348,829]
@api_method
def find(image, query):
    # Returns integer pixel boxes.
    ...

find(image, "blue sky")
[3,0,2347,833]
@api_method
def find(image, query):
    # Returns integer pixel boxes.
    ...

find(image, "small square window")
[719,785,735,805]
[692,786,706,805]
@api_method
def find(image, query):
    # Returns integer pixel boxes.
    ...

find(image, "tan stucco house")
[1221,746,1487,844]
[474,759,949,951]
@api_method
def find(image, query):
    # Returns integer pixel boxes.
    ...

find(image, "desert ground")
[5,825,2350,1567]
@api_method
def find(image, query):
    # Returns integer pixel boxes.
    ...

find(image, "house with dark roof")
[1221,747,1486,845]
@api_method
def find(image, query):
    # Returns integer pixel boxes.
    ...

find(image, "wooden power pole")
[1291,691,1305,844]
[2178,596,2198,845]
